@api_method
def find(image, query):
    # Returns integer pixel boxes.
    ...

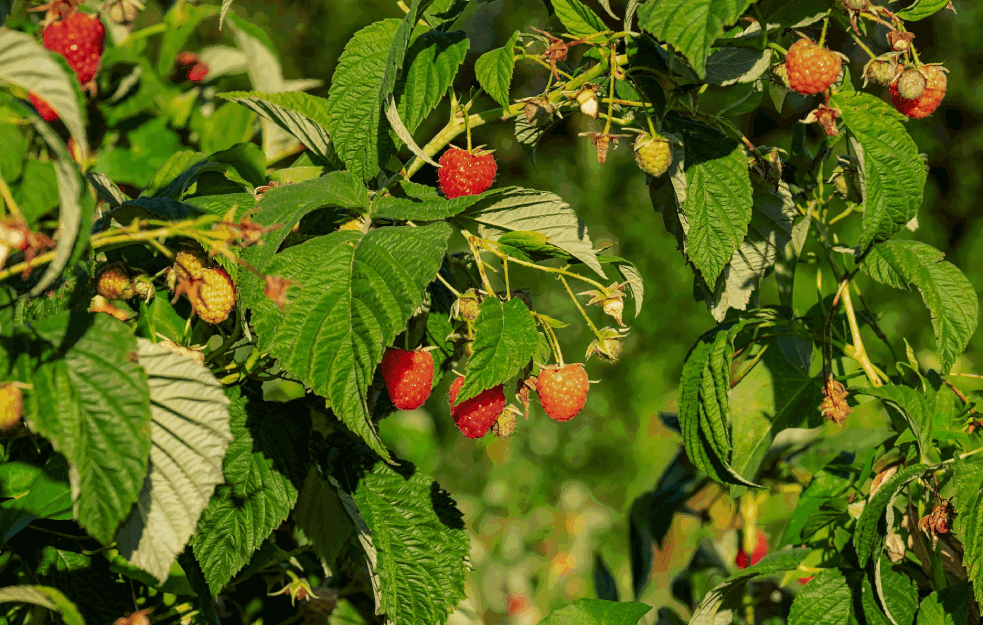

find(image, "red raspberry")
[381,349,434,411]
[176,52,200,67]
[29,93,59,121]
[437,147,496,199]
[448,376,505,439]
[192,267,235,324]
[735,528,769,570]
[890,65,947,118]
[43,11,106,85]
[188,62,210,82]
[537,363,589,422]
[785,38,842,95]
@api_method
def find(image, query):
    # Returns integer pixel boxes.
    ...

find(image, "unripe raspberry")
[523,97,557,127]
[0,384,24,438]
[841,0,869,10]
[890,64,947,118]
[785,38,842,95]
[864,58,900,86]
[173,250,205,282]
[96,263,133,300]
[455,291,480,322]
[492,410,517,439]
[337,216,366,232]
[897,67,927,100]
[634,132,672,178]
[192,268,235,324]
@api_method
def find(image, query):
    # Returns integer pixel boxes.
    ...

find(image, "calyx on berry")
[451,289,481,322]
[579,282,628,327]
[862,53,902,87]
[586,327,628,363]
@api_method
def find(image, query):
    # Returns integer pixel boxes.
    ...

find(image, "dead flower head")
[578,132,630,164]
[819,375,851,424]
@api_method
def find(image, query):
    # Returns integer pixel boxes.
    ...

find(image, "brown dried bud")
[803,105,841,137]
[887,31,915,52]
[819,375,851,424]
[492,409,517,439]
[523,97,557,127]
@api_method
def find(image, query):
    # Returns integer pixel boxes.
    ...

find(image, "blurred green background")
[106,0,983,621]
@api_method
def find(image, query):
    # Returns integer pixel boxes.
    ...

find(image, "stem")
[538,318,564,366]
[601,47,618,135]
[123,23,167,44]
[732,343,771,388]
[478,239,608,291]
[767,42,788,56]
[828,205,855,225]
[842,283,882,386]
[0,172,23,220]
[818,9,832,47]
[849,31,877,60]
[463,230,494,295]
[558,275,603,340]
[433,270,461,297]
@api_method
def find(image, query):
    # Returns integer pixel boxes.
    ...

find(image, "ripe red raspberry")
[634,132,672,178]
[192,267,235,324]
[735,527,768,570]
[537,363,589,422]
[29,93,59,121]
[448,376,505,439]
[891,65,946,118]
[188,62,210,82]
[381,349,434,411]
[96,263,133,300]
[0,383,24,438]
[437,147,496,199]
[43,11,106,85]
[785,38,842,95]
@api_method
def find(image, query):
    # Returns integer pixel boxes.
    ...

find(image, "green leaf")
[15,313,152,545]
[0,31,88,158]
[0,0,9,26]
[951,458,983,609]
[116,340,232,584]
[916,585,972,625]
[855,385,939,463]
[457,187,605,277]
[191,390,309,594]
[897,0,950,21]
[706,47,772,86]
[421,0,470,30]
[829,92,926,251]
[875,557,918,625]
[707,182,796,320]
[157,3,217,76]
[779,459,853,546]
[637,0,754,78]
[456,298,538,404]
[394,30,469,140]
[552,0,606,37]
[787,568,853,625]
[292,468,355,566]
[249,223,452,460]
[689,548,811,624]
[854,464,929,568]
[669,117,753,286]
[0,456,72,543]
[370,190,491,221]
[206,142,267,188]
[475,31,520,108]
[538,599,652,625]
[140,151,204,198]
[327,436,469,625]
[0,586,85,625]
[861,240,977,374]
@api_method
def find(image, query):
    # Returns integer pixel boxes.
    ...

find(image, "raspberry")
[43,11,106,85]
[785,38,842,95]
[192,268,235,324]
[491,410,516,439]
[381,349,434,411]
[437,147,496,199]
[537,363,589,422]
[454,291,480,322]
[735,528,768,570]
[188,62,210,82]
[29,93,59,121]
[891,65,946,118]
[448,376,505,439]
[897,67,926,100]
[0,384,24,438]
[864,58,900,86]
[96,263,133,300]
[634,132,672,178]
[173,250,205,282]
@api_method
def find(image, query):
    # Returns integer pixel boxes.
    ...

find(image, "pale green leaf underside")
[117,340,232,584]
[856,385,936,463]
[250,223,452,460]
[637,0,754,78]
[474,31,519,108]
[830,92,926,250]
[457,298,539,404]
[458,187,605,277]
[787,568,853,625]
[0,586,85,625]
[854,464,929,568]
[537,598,652,625]
[862,239,977,373]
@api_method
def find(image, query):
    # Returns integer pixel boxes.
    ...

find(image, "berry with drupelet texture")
[438,147,496,199]
[0,384,24,438]
[449,376,506,439]
[381,349,434,411]
[537,363,589,422]
[891,65,946,118]
[29,93,58,121]
[634,132,672,178]
[96,263,133,300]
[43,10,106,84]
[192,267,235,324]
[785,38,842,95]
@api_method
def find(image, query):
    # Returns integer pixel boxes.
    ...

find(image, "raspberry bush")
[0,0,979,624]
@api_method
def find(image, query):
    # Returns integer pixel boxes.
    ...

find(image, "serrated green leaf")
[0,586,85,625]
[421,0,470,30]
[327,437,469,625]
[861,240,977,373]
[875,557,918,625]
[0,456,72,543]
[219,91,342,169]
[457,187,604,277]
[689,548,811,624]
[538,599,651,625]
[951,458,983,609]
[553,0,606,37]
[779,461,853,546]
[371,190,490,220]
[706,47,772,86]
[116,340,232,584]
[292,468,355,566]
[456,298,538,404]
[250,223,452,460]
[191,391,309,594]
[856,385,939,464]
[916,585,971,625]
[788,568,853,625]
[475,31,520,108]
[897,0,950,21]
[670,117,752,286]
[514,114,560,166]
[854,464,929,568]
[637,0,754,78]
[140,151,204,198]
[395,30,468,138]
[830,92,926,251]
[14,313,152,546]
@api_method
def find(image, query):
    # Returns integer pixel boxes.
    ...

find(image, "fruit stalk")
[841,283,883,387]
[558,275,604,341]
